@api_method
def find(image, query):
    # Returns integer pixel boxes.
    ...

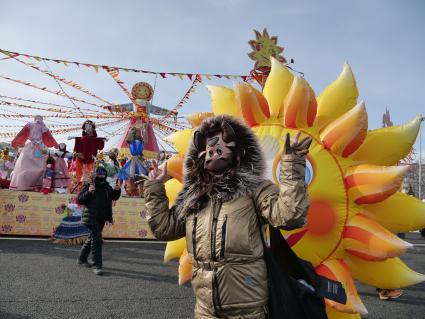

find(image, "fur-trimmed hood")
[173,115,266,221]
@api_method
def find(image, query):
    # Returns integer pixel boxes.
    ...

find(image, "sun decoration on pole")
[248,28,286,69]
[247,28,287,87]
[160,57,425,319]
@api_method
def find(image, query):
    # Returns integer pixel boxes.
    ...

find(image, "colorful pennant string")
[9,55,114,108]
[0,49,249,81]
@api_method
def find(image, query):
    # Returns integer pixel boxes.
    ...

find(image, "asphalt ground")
[0,232,424,319]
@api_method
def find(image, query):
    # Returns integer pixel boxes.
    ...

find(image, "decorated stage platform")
[0,190,155,239]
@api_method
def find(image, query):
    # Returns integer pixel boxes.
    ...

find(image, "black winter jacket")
[78,182,121,225]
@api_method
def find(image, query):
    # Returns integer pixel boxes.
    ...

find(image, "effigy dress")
[10,122,58,191]
[120,140,148,180]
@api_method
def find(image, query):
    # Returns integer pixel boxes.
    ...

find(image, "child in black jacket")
[77,167,121,275]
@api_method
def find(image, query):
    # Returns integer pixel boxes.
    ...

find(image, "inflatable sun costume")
[160,58,425,318]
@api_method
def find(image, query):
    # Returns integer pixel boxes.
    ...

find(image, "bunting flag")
[149,118,179,133]
[0,54,18,61]
[159,75,202,124]
[0,113,124,119]
[0,75,105,108]
[0,99,121,117]
[0,100,77,115]
[111,102,178,118]
[0,119,127,138]
[9,55,114,109]
[0,49,212,139]
[0,123,82,128]
[0,48,249,81]
[105,67,149,119]
[0,95,111,116]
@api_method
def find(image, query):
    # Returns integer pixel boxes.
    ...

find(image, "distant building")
[401,162,425,199]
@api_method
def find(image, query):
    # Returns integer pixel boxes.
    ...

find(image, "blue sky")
[0,0,424,156]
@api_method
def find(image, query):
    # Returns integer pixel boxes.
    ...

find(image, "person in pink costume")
[47,143,73,189]
[9,115,58,191]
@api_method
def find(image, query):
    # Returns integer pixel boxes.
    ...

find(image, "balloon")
[316,63,358,129]
[164,58,425,316]
[164,237,186,263]
[164,130,193,155]
[164,178,183,206]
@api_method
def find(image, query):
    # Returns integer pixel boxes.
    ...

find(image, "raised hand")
[149,160,170,182]
[284,131,313,157]
[89,184,95,193]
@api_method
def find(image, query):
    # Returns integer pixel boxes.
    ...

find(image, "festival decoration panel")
[0,190,154,239]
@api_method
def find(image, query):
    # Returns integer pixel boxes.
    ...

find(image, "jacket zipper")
[210,197,223,314]
[210,197,222,261]
[212,267,223,313]
[192,213,198,259]
[220,214,227,258]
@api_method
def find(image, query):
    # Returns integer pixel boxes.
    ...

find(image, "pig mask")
[194,121,239,175]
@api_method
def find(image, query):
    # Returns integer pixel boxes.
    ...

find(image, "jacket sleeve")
[42,130,59,148]
[143,179,185,241]
[78,183,93,205]
[254,153,309,230]
[110,187,121,201]
[11,124,29,148]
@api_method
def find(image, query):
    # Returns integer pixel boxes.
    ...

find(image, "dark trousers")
[78,221,105,268]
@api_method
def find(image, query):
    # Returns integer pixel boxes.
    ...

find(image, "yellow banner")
[0,190,155,239]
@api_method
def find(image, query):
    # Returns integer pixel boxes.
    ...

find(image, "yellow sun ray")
[280,76,317,129]
[164,237,187,263]
[178,248,193,285]
[316,259,367,314]
[234,82,270,126]
[316,63,359,130]
[363,192,425,233]
[346,255,425,289]
[351,116,421,165]
[186,112,214,128]
[263,56,294,116]
[164,129,193,155]
[343,214,412,261]
[206,85,240,117]
[320,101,367,157]
[345,165,408,204]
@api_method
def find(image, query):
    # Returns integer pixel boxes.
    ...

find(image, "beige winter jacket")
[144,153,309,317]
